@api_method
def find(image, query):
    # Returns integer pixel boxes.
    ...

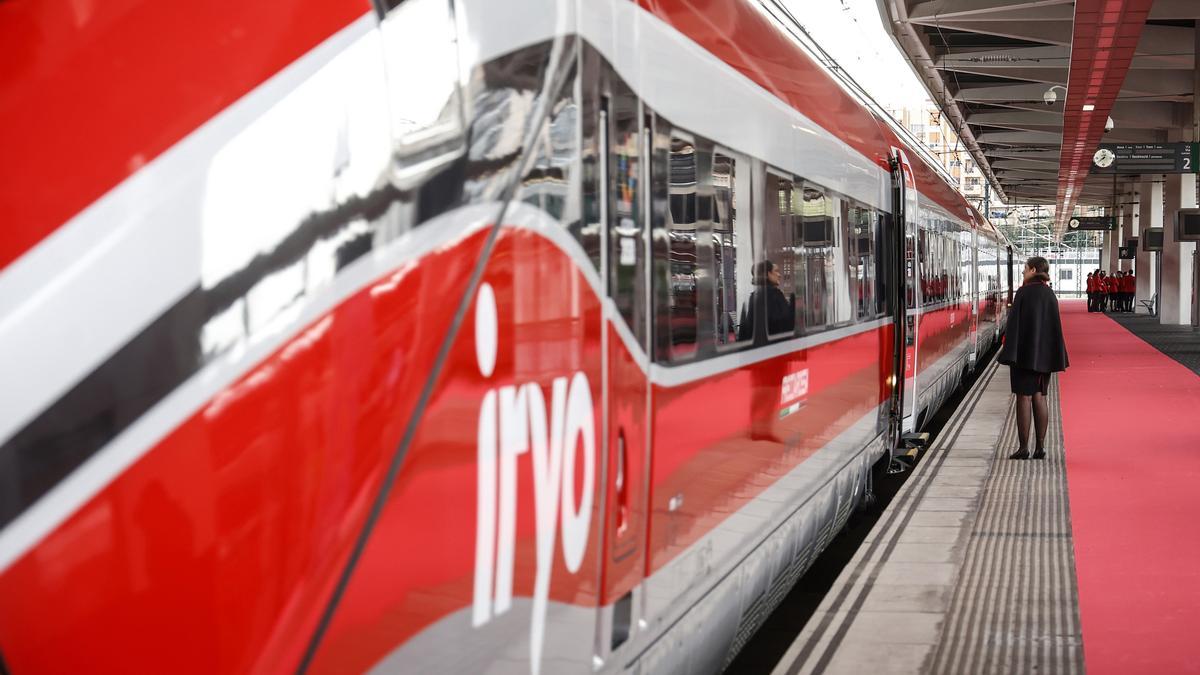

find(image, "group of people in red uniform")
[1086,269,1136,312]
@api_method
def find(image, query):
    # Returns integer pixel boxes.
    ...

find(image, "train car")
[0,0,1015,673]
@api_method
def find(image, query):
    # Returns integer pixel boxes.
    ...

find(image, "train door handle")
[615,430,629,535]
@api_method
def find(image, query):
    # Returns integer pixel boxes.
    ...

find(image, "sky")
[782,0,932,112]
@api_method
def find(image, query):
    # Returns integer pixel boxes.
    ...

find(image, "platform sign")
[1175,209,1200,241]
[1119,246,1135,260]
[1142,227,1164,251]
[1091,143,1198,174]
[1067,216,1114,231]
[1126,237,1138,252]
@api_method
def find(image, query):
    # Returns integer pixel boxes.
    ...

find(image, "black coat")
[739,284,794,341]
[998,280,1069,373]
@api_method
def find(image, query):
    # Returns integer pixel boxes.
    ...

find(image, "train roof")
[639,0,1008,245]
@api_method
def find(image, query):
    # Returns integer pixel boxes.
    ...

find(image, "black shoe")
[1030,448,1046,460]
[1009,449,1030,460]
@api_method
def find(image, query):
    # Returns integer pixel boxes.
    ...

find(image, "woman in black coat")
[998,256,1069,459]
[738,260,794,342]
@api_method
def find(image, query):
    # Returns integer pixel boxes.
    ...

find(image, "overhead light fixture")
[1082,103,1096,111]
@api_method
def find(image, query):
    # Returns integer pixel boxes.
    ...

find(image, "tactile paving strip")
[931,375,1085,674]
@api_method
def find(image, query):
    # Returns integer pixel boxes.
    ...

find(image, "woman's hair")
[753,259,776,285]
[1026,256,1051,282]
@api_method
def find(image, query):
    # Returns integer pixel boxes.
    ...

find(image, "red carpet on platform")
[1057,299,1200,674]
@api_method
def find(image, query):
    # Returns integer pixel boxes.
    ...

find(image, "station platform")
[769,300,1200,675]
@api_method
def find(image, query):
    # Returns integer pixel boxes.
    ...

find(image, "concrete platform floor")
[769,361,1083,675]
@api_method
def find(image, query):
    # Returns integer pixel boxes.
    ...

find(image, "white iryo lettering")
[470,283,596,675]
[472,389,497,627]
[494,384,529,616]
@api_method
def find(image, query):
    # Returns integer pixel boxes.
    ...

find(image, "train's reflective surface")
[0,0,1014,673]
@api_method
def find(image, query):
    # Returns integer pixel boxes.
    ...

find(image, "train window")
[799,185,830,330]
[950,229,961,302]
[874,211,889,317]
[942,229,950,302]
[905,229,916,308]
[606,87,646,344]
[789,183,808,331]
[829,197,852,325]
[921,225,931,305]
[758,171,797,339]
[712,151,750,347]
[923,228,947,306]
[666,137,700,361]
[524,69,577,223]
[849,203,875,321]
[937,232,948,304]
[961,233,973,304]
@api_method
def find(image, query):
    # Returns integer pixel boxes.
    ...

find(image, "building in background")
[888,103,986,205]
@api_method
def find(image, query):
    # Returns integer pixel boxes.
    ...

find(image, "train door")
[887,153,909,448]
[891,149,921,430]
[588,52,653,668]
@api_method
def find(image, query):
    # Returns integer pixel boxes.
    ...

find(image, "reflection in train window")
[712,152,750,347]
[758,172,796,338]
[666,137,699,361]
[849,203,875,321]
[917,228,929,305]
[608,89,644,339]
[830,197,853,325]
[959,232,973,304]
[800,185,830,331]
[522,73,577,223]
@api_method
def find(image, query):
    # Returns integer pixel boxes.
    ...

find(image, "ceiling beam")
[920,19,1073,45]
[976,129,1063,144]
[909,0,1074,22]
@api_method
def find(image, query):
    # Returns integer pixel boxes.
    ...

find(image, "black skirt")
[1009,366,1049,396]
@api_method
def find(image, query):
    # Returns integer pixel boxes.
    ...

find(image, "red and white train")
[0,0,1016,673]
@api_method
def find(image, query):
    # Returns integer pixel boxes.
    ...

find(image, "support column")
[1118,198,1128,269]
[1102,224,1118,273]
[1161,172,1197,325]
[1136,178,1161,313]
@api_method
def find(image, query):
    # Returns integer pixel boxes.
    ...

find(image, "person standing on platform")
[999,256,1070,460]
[1108,269,1118,312]
[1086,272,1096,312]
[1125,271,1137,311]
[1096,271,1106,311]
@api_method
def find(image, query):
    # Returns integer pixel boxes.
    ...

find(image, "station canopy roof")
[876,0,1200,237]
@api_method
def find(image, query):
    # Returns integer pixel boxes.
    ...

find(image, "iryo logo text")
[470,282,596,675]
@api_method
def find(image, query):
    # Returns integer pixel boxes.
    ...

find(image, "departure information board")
[1091,143,1198,174]
[1067,216,1114,231]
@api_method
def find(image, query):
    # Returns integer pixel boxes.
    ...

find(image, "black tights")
[1015,393,1049,452]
